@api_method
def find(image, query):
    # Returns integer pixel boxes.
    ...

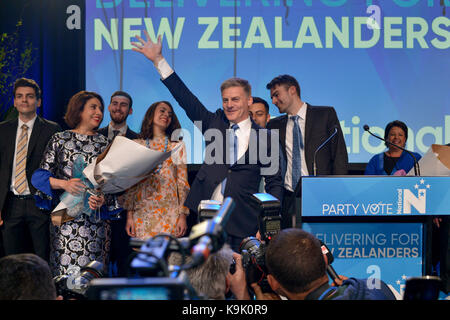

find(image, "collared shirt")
[107,123,128,140]
[155,57,254,204]
[211,117,252,203]
[285,103,309,191]
[10,115,37,195]
[155,58,175,80]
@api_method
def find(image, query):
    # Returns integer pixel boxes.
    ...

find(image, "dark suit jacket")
[97,125,139,140]
[0,116,62,212]
[267,104,348,192]
[162,72,284,238]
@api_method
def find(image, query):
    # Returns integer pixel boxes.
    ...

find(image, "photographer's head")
[0,253,61,300]
[265,229,329,299]
[169,245,234,300]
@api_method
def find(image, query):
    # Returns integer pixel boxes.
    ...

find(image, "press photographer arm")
[227,253,252,300]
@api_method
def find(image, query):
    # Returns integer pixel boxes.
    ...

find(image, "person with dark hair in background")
[266,75,348,229]
[0,78,61,261]
[131,32,283,252]
[246,229,396,300]
[365,120,421,175]
[31,90,120,277]
[98,90,138,141]
[98,91,138,277]
[121,101,190,240]
[0,253,62,300]
[249,97,270,128]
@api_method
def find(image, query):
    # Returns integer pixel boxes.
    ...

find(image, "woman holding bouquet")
[32,91,120,277]
[121,101,190,240]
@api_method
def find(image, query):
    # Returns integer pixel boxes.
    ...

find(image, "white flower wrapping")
[83,135,180,194]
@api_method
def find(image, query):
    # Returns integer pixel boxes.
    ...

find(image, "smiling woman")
[120,100,190,240]
[364,120,422,176]
[31,90,121,277]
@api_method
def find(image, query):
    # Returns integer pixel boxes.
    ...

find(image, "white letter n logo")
[403,189,426,214]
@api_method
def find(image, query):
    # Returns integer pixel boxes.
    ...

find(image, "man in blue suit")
[132,33,283,251]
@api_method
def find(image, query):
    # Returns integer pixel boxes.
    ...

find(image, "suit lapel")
[27,116,43,160]
[304,104,315,152]
[6,119,19,166]
[278,115,288,152]
[304,104,316,173]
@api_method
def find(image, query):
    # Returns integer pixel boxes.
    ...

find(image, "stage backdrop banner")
[85,1,450,164]
[302,176,450,217]
[303,222,423,300]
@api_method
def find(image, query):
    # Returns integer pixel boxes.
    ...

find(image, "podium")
[300,176,450,299]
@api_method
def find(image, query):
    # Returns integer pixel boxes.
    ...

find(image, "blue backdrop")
[86,1,450,163]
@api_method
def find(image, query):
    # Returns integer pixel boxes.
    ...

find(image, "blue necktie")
[291,115,303,190]
[221,124,239,195]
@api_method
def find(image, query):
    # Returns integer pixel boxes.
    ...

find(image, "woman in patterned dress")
[33,91,116,277]
[122,101,190,240]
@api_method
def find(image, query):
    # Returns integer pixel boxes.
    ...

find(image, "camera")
[239,193,281,294]
[197,199,222,222]
[239,236,273,293]
[54,260,104,300]
[250,193,281,242]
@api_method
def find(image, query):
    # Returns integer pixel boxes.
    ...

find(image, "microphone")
[363,124,420,176]
[320,241,341,285]
[188,197,235,267]
[313,125,338,176]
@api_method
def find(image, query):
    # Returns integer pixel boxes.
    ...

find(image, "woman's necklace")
[146,135,169,174]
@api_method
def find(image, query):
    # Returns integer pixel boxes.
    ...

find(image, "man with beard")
[98,91,138,141]
[98,91,138,277]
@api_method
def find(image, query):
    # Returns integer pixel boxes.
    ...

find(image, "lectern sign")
[302,176,450,217]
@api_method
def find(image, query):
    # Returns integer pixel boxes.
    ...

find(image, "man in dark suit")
[0,78,61,261]
[266,75,348,228]
[98,91,138,276]
[132,32,283,251]
[97,91,138,141]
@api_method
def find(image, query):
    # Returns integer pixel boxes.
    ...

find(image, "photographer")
[234,229,396,300]
[169,245,235,300]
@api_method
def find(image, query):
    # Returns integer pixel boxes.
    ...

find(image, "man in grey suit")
[0,78,61,261]
[266,75,348,228]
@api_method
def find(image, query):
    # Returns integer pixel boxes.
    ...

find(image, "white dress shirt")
[211,117,252,203]
[285,103,309,191]
[10,115,37,195]
[107,123,128,140]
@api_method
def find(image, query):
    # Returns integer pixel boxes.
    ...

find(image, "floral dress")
[120,137,190,240]
[37,130,113,277]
